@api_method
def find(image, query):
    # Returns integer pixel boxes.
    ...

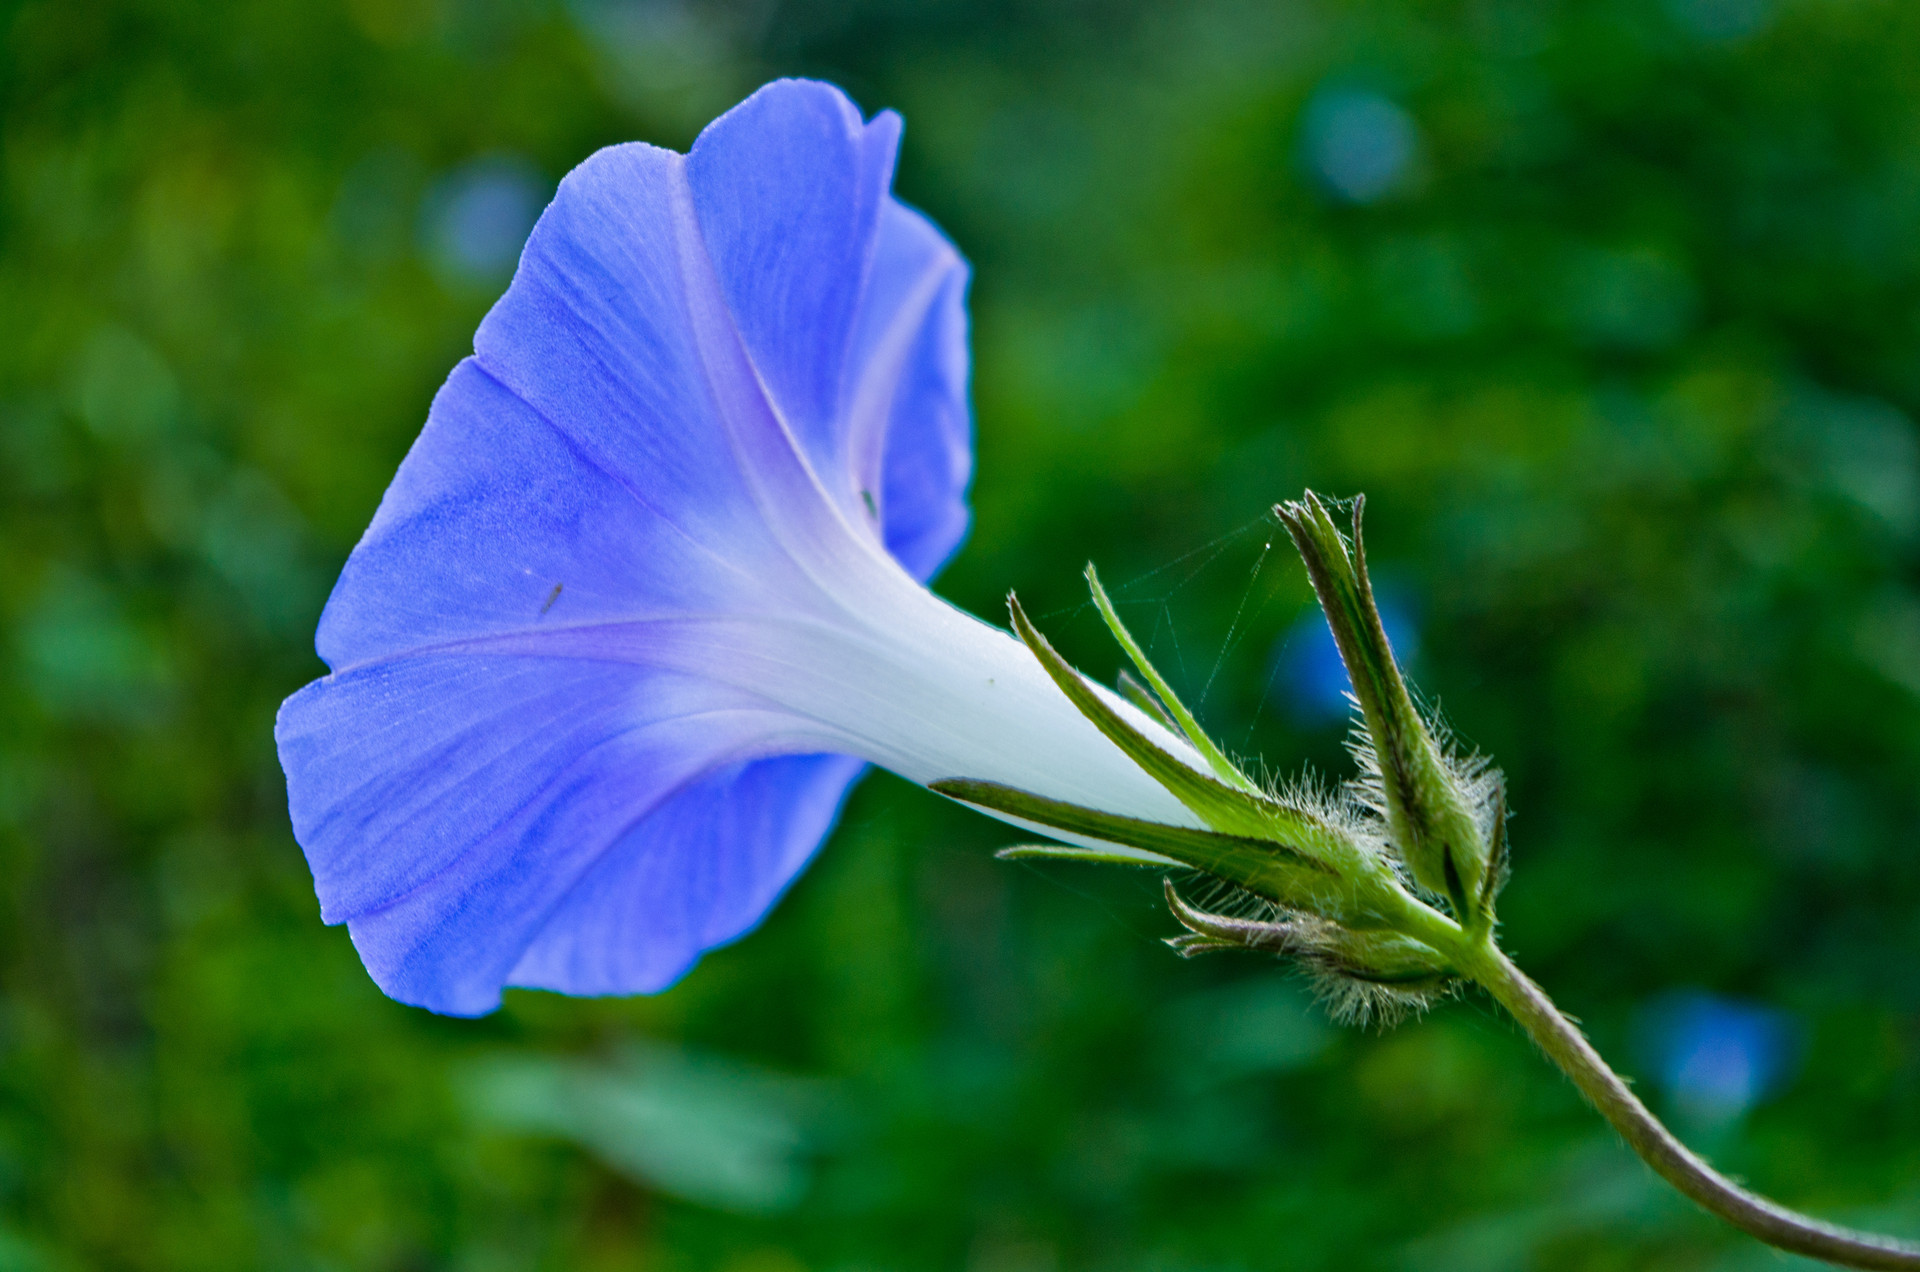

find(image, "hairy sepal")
[1275,492,1492,929]
[932,778,1381,919]
[1085,564,1260,794]
[1163,881,1456,1025]
[1115,669,1178,732]
[994,842,1176,868]
[1006,593,1366,872]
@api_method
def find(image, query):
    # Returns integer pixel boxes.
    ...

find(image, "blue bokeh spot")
[1637,990,1800,1124]
[1301,87,1421,204]
[1271,590,1419,724]
[421,155,550,285]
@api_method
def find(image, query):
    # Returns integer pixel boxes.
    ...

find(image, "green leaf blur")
[3,0,1918,1267]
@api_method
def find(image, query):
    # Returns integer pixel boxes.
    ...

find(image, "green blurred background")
[5,0,1920,1267]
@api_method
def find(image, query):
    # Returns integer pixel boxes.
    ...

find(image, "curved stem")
[1464,944,1920,1270]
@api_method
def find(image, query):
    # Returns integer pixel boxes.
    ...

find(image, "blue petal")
[502,753,865,1000]
[687,80,971,577]
[279,80,972,1012]
[468,141,786,608]
[280,649,864,1014]
[860,203,972,579]
[281,650,740,926]
[688,82,896,507]
[281,651,848,1015]
[316,359,780,671]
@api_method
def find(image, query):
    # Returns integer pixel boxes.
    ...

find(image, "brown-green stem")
[1460,943,1920,1269]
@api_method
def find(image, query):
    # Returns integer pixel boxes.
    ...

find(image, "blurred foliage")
[4,0,1920,1267]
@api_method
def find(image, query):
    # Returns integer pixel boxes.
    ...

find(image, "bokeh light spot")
[1636,991,1800,1126]
[1271,588,1420,724]
[419,155,549,287]
[1301,87,1422,204]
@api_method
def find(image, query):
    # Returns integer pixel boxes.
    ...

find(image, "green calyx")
[935,776,1384,923]
[942,500,1920,1266]
[1273,492,1503,935]
[1085,563,1260,795]
[1162,881,1454,1016]
[1003,592,1402,911]
[933,489,1510,1019]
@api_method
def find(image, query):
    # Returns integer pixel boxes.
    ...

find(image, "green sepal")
[995,843,1175,868]
[931,778,1355,914]
[1162,881,1454,987]
[1274,492,1488,923]
[1116,669,1178,732]
[1160,879,1294,954]
[1005,592,1353,862]
[1477,772,1510,919]
[1085,564,1260,794]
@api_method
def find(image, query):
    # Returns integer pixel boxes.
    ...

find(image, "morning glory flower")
[277,80,1202,1016]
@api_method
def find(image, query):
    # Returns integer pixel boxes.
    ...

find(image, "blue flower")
[277,81,1199,1015]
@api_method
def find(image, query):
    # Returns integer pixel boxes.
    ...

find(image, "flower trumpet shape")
[275,80,1203,1016]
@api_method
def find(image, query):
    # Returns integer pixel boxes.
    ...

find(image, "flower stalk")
[1464,943,1920,1271]
[960,488,1920,1270]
